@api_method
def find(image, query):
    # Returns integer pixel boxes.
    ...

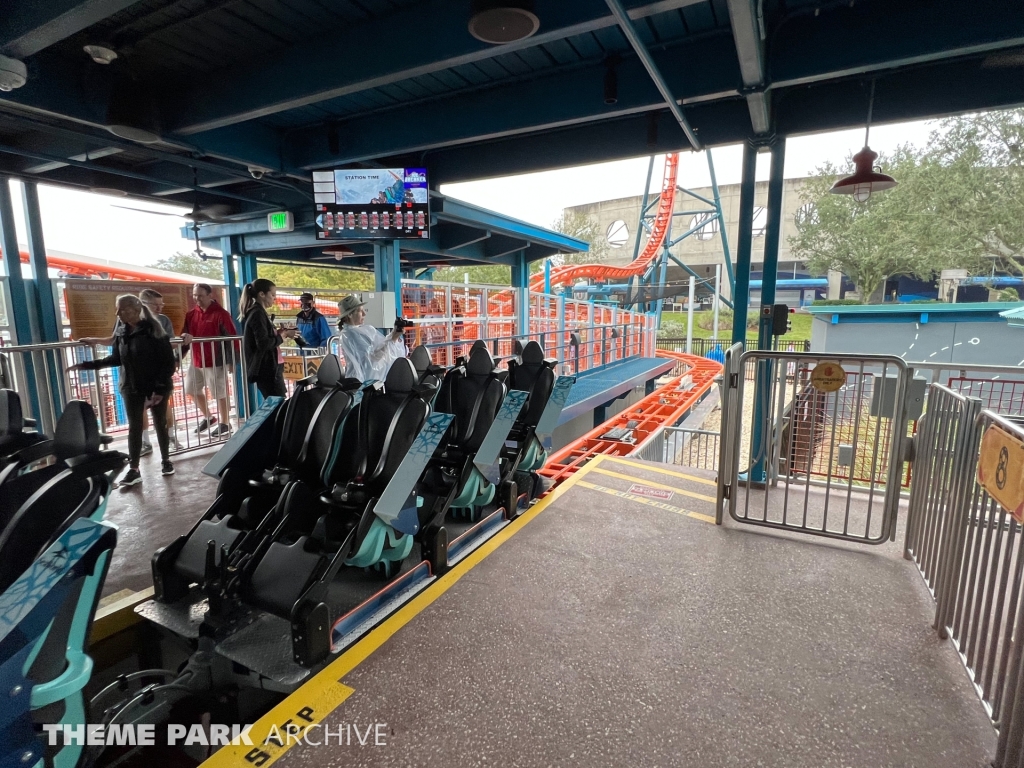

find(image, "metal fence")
[633,426,720,471]
[903,391,1024,766]
[1,336,249,456]
[657,337,810,359]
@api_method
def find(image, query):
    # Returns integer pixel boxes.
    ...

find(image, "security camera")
[248,166,265,180]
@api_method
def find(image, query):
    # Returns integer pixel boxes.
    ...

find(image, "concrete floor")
[102,450,996,766]
[268,456,994,768]
[100,444,222,597]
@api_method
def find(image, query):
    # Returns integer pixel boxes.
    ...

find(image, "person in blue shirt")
[295,293,333,351]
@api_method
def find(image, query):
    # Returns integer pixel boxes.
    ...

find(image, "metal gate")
[717,349,913,544]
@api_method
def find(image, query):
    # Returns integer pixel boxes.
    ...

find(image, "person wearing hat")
[337,294,406,382]
[295,292,332,350]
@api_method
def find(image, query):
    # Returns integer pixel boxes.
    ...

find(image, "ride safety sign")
[810,361,846,392]
[978,424,1024,522]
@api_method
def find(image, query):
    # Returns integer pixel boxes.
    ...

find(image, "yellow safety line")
[604,456,718,487]
[577,480,717,524]
[201,455,607,767]
[591,467,717,504]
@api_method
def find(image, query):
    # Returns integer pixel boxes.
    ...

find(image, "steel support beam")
[168,0,708,134]
[0,0,145,58]
[731,142,757,345]
[21,182,60,342]
[603,0,701,150]
[756,138,786,351]
[725,0,770,134]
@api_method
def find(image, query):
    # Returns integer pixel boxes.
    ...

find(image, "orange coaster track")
[532,152,680,293]
[539,349,722,487]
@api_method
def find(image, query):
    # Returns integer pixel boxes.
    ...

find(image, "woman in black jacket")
[239,279,297,399]
[69,294,177,486]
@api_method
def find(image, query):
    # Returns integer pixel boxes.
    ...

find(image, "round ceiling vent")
[468,1,539,45]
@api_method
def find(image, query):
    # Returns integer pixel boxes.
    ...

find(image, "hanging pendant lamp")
[830,80,896,202]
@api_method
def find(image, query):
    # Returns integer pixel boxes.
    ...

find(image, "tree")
[152,252,223,280]
[256,263,373,291]
[791,107,1024,302]
[549,209,606,266]
[430,264,511,285]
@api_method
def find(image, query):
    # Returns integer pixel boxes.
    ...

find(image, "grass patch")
[660,310,814,342]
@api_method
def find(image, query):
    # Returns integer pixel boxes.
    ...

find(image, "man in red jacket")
[181,283,237,436]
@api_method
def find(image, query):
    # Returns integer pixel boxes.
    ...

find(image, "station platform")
[557,356,677,425]
[195,455,995,768]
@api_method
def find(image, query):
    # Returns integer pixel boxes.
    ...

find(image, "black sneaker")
[120,468,142,487]
[193,416,218,435]
[210,423,231,437]
[161,461,175,476]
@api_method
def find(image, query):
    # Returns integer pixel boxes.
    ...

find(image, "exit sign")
[267,211,294,233]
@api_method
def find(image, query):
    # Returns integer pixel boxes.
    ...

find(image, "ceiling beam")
[603,0,700,149]
[725,0,769,134]
[287,37,736,170]
[0,0,145,58]
[166,0,709,134]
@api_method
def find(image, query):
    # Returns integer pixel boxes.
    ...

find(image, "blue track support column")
[732,142,757,345]
[236,250,258,417]
[511,251,529,338]
[544,258,551,295]
[707,151,735,298]
[0,176,42,422]
[22,182,59,342]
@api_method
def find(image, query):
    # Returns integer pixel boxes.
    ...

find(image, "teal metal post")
[706,151,736,297]
[629,156,656,302]
[544,257,551,295]
[512,251,529,338]
[219,237,241,320]
[0,176,42,422]
[0,177,33,345]
[757,138,786,350]
[22,182,59,342]
[392,241,402,316]
[653,214,672,324]
[235,250,258,417]
[731,142,757,344]
[749,137,787,483]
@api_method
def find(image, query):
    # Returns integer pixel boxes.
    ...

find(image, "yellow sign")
[283,356,323,381]
[978,424,1024,522]
[810,361,846,392]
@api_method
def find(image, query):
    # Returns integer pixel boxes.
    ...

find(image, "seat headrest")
[384,358,417,394]
[513,339,524,357]
[467,346,495,377]
[316,354,342,388]
[471,339,488,353]
[0,389,23,435]
[521,340,545,365]
[409,345,432,374]
[54,400,100,459]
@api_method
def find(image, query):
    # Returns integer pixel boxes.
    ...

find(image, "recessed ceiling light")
[88,187,128,197]
[84,44,118,65]
[468,1,539,44]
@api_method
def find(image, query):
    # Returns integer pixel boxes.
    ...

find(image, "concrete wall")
[567,177,814,301]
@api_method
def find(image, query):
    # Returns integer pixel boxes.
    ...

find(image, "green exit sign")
[267,211,294,233]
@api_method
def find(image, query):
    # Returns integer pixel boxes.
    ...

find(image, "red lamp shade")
[829,146,897,202]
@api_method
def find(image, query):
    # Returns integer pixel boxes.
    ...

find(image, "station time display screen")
[312,168,429,240]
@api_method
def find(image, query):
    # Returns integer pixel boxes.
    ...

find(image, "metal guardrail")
[632,426,720,471]
[658,337,810,358]
[0,336,250,456]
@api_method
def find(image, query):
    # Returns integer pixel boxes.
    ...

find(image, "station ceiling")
[0,0,1021,226]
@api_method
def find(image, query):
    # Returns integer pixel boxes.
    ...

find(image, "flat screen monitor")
[312,168,429,240]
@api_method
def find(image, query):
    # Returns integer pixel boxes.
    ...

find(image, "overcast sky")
[3,119,934,270]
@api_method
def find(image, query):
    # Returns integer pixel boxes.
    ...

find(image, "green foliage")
[658,310,814,341]
[549,209,607,266]
[431,264,511,286]
[257,263,372,291]
[152,252,223,280]
[790,108,1024,303]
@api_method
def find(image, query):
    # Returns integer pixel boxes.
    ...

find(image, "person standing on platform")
[139,289,182,450]
[337,294,406,382]
[295,292,332,350]
[69,294,176,485]
[239,279,297,399]
[181,283,237,436]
